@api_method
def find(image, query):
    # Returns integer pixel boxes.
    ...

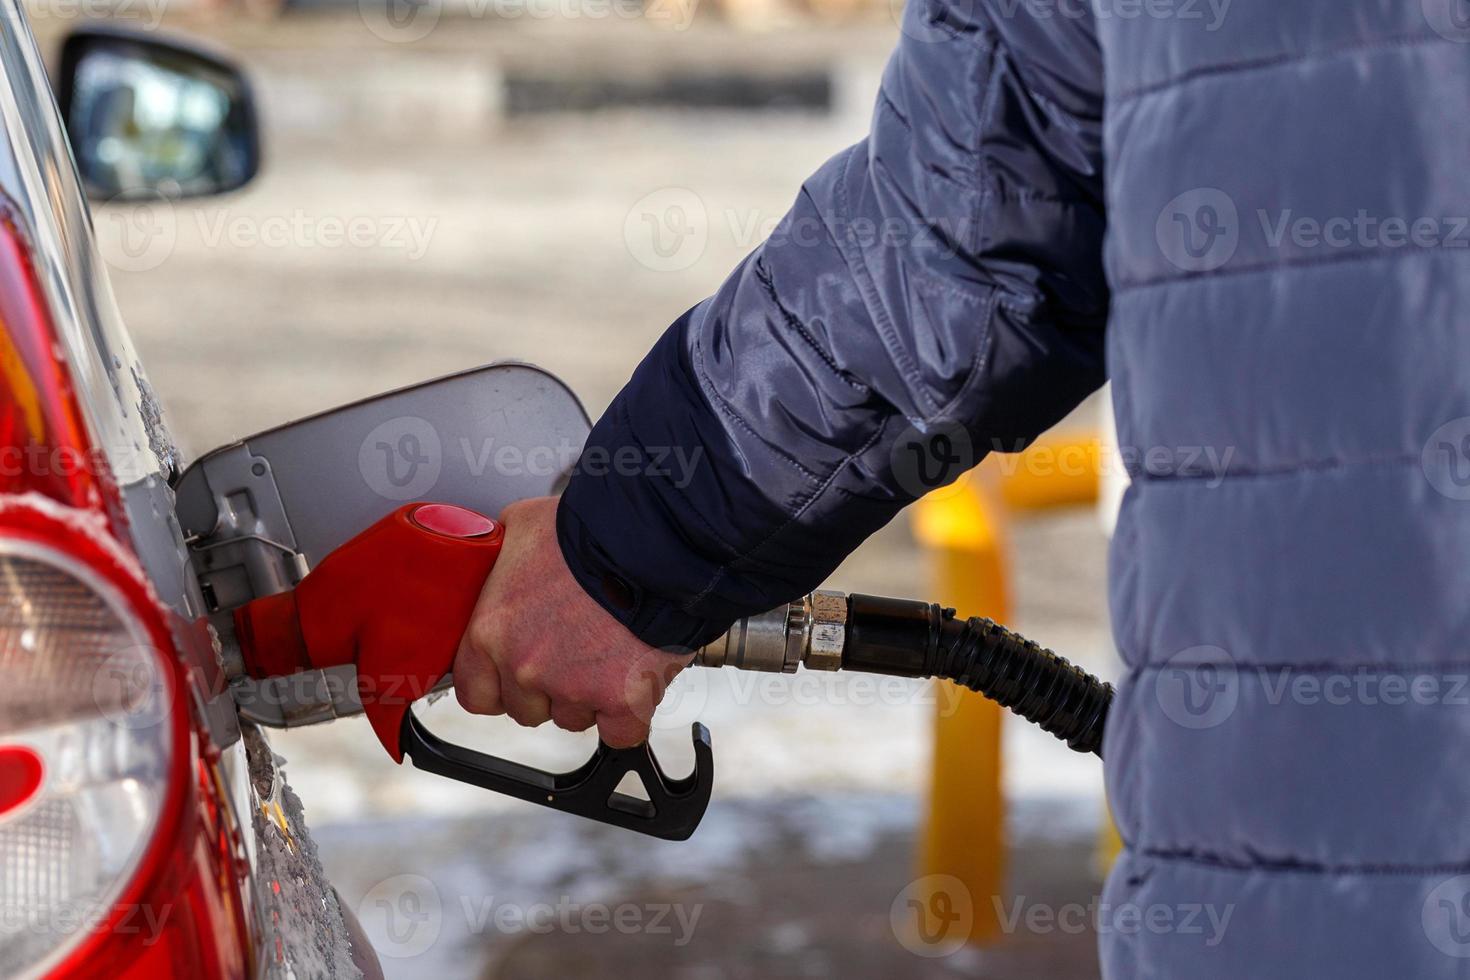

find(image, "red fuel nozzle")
[230,500,715,841]
[233,502,504,761]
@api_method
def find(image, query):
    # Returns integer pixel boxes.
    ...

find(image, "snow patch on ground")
[307,789,1104,980]
[272,686,1105,836]
[311,792,923,980]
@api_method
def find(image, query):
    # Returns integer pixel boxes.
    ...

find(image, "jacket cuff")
[555,495,727,652]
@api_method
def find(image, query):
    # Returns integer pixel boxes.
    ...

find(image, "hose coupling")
[692,589,847,672]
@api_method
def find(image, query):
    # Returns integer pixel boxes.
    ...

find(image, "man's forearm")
[558,1,1109,651]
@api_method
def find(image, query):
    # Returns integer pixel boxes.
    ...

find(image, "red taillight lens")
[0,511,179,979]
[0,216,99,508]
[0,744,43,816]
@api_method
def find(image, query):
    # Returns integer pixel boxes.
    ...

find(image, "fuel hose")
[694,592,1114,757]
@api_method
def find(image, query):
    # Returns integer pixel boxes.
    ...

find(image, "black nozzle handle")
[400,711,714,840]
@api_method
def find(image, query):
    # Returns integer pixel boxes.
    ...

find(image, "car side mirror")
[55,27,260,201]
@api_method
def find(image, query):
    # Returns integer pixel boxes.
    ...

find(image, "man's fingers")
[452,643,505,716]
[447,496,676,747]
[550,703,597,733]
[620,654,687,726]
[595,709,650,749]
[501,681,552,728]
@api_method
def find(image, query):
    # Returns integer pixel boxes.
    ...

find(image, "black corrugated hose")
[841,594,1114,757]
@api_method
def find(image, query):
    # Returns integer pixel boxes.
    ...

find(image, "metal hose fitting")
[693,590,1113,757]
[693,589,846,672]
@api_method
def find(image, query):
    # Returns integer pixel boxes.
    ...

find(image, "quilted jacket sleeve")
[557,0,1110,650]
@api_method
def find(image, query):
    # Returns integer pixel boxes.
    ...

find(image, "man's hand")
[451,495,690,748]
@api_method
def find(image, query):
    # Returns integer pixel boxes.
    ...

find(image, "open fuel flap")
[176,362,715,841]
[175,362,591,728]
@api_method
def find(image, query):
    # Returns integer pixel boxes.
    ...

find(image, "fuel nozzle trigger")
[401,713,712,841]
[232,502,714,841]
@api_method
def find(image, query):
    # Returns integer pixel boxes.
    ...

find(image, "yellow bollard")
[908,433,1107,946]
[993,432,1121,880]
[912,471,1010,944]
[1096,804,1123,876]
[998,431,1103,513]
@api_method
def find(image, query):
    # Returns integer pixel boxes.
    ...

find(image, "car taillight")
[0,211,247,978]
[0,518,178,979]
[0,214,99,509]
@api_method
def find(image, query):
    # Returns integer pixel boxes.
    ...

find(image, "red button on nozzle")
[409,503,498,539]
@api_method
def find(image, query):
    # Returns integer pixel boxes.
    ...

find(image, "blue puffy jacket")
[560,2,1470,973]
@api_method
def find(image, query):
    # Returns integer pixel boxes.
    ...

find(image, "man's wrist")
[554,495,727,652]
